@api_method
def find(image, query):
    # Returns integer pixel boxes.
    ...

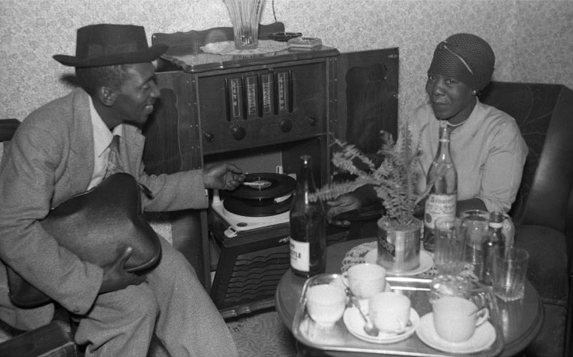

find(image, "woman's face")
[425,74,476,123]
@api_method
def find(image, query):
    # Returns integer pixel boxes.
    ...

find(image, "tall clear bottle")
[289,155,327,277]
[424,125,458,251]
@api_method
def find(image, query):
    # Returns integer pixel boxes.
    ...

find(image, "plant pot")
[377,217,422,273]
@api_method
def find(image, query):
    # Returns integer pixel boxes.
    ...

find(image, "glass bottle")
[483,211,506,285]
[289,155,327,278]
[423,125,458,252]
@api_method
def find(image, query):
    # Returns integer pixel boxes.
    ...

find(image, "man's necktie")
[104,135,124,178]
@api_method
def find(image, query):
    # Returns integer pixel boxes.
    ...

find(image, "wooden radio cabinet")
[142,37,398,317]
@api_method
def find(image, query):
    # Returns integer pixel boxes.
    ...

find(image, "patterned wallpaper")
[1,0,573,123]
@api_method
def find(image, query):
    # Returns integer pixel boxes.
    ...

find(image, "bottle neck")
[435,126,452,161]
[297,155,317,197]
[489,212,505,230]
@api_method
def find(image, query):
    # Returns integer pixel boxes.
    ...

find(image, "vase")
[377,217,422,273]
[223,0,265,50]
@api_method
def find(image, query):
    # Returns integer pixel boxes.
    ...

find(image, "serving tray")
[292,274,504,356]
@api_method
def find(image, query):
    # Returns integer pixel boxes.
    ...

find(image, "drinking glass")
[461,210,490,281]
[492,247,530,301]
[434,217,467,275]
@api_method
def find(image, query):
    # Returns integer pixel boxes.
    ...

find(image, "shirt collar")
[456,97,485,134]
[88,96,124,157]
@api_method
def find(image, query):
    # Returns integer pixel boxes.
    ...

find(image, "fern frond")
[309,177,378,202]
[328,122,424,226]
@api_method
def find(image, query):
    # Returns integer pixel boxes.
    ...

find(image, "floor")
[227,307,298,357]
[0,308,298,357]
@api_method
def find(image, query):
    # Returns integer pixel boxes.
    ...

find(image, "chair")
[0,119,78,356]
[0,119,169,357]
[479,82,573,357]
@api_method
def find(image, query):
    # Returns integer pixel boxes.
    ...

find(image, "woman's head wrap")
[428,33,495,91]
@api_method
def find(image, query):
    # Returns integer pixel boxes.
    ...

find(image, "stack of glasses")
[432,210,529,302]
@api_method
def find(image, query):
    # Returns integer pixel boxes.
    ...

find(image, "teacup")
[306,284,347,326]
[368,292,411,334]
[432,296,489,342]
[342,263,386,300]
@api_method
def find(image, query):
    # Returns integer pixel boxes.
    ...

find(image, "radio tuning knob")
[279,119,293,133]
[230,125,246,140]
[308,117,317,126]
[204,132,214,142]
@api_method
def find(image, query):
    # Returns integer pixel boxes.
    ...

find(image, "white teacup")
[342,263,386,300]
[432,296,489,342]
[306,284,347,326]
[368,292,411,334]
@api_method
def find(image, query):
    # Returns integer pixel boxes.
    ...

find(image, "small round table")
[275,238,544,357]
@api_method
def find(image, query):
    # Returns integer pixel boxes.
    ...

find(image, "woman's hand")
[326,193,363,227]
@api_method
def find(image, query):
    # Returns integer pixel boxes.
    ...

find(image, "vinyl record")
[223,195,293,217]
[227,173,296,200]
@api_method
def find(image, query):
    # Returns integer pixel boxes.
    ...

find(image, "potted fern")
[313,123,432,273]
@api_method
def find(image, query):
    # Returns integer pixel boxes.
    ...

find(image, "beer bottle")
[289,155,327,277]
[424,125,458,251]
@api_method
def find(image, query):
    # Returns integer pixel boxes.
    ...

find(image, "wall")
[1,0,572,124]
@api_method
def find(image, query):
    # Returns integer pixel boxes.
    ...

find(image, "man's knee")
[126,285,159,318]
[100,284,160,322]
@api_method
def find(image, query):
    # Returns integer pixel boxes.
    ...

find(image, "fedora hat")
[53,24,168,68]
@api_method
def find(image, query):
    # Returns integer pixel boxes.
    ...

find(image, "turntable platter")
[223,195,293,217]
[226,173,296,200]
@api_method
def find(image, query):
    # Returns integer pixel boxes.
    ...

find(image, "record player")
[209,172,297,316]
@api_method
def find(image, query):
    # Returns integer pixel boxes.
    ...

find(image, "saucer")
[343,305,419,344]
[416,313,496,354]
[365,249,433,276]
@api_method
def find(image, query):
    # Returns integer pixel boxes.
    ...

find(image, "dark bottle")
[424,125,458,251]
[483,211,506,285]
[289,155,327,277]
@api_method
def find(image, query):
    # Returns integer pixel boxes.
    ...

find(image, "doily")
[341,241,378,272]
[340,242,478,280]
[201,40,289,56]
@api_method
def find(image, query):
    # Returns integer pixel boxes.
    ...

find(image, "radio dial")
[279,119,293,133]
[231,125,246,140]
[204,132,214,142]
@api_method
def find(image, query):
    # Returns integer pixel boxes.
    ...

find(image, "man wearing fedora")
[0,24,242,356]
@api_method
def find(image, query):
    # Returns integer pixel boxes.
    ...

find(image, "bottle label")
[424,194,456,228]
[289,237,309,272]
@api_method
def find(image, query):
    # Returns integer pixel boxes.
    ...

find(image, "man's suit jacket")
[0,88,207,329]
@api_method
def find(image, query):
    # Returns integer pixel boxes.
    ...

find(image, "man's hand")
[202,163,246,191]
[99,247,146,294]
[326,193,363,227]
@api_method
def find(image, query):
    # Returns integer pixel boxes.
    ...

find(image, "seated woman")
[327,33,528,241]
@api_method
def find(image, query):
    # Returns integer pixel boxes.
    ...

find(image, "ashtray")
[288,37,322,50]
[268,32,302,42]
